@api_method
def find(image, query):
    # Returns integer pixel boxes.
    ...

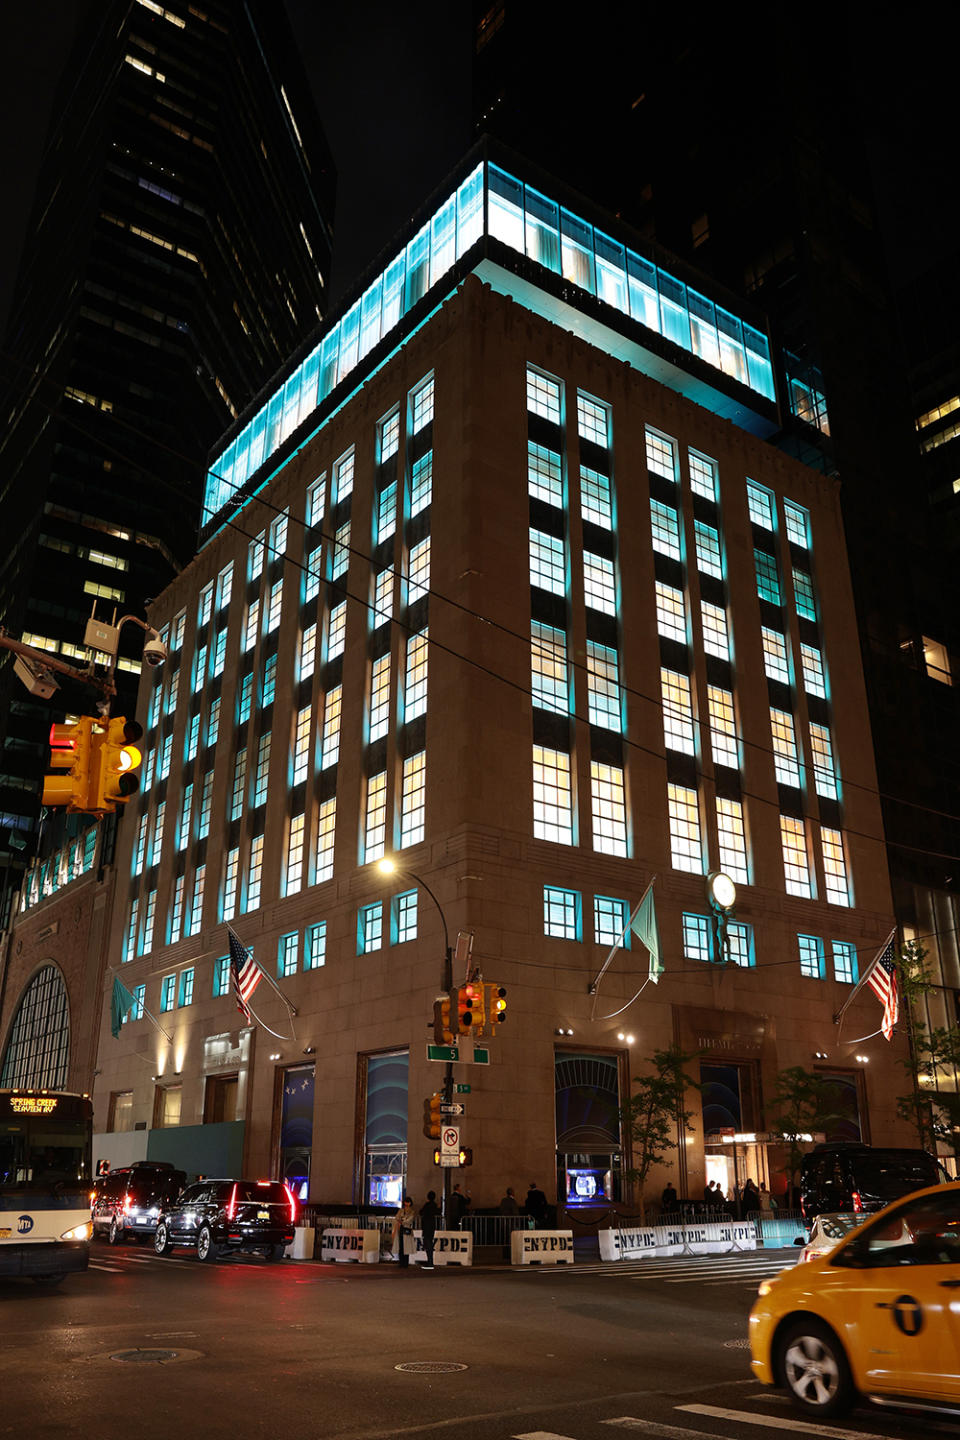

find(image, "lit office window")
[408,537,430,604]
[306,473,326,529]
[544,886,580,940]
[216,562,233,612]
[810,722,837,799]
[199,583,214,627]
[166,668,180,716]
[285,814,305,896]
[529,529,565,595]
[392,890,418,944]
[771,709,801,787]
[316,798,336,882]
[591,762,627,856]
[577,392,609,447]
[798,934,825,980]
[142,889,157,955]
[160,975,176,1013]
[248,532,265,582]
[800,643,826,698]
[151,801,166,867]
[694,521,723,578]
[594,895,629,947]
[178,783,193,851]
[261,653,277,708]
[727,921,754,968]
[531,622,567,714]
[580,466,612,529]
[668,784,702,872]
[781,816,813,897]
[358,902,383,954]
[185,713,199,762]
[331,522,351,582]
[683,913,712,963]
[171,612,185,651]
[400,752,426,847]
[584,552,616,615]
[244,598,260,652]
[822,827,851,907]
[656,582,687,644]
[528,441,562,506]
[662,669,695,754]
[192,647,206,692]
[373,569,393,627]
[762,628,790,684]
[701,600,730,661]
[333,450,354,503]
[304,921,326,970]
[212,627,227,677]
[755,550,781,605]
[378,408,400,463]
[832,940,858,984]
[327,602,346,659]
[369,655,391,743]
[188,865,204,937]
[716,798,749,883]
[231,750,247,821]
[133,814,148,875]
[784,500,809,548]
[411,452,433,516]
[527,366,561,423]
[688,449,717,501]
[213,956,230,998]
[178,967,194,1007]
[131,983,146,1020]
[746,479,775,530]
[364,772,387,861]
[124,898,139,962]
[197,771,213,839]
[650,500,682,559]
[586,640,620,730]
[377,481,397,543]
[246,833,264,910]
[533,746,573,845]
[793,568,817,622]
[405,630,429,720]
[222,847,240,921]
[304,545,322,603]
[292,708,311,786]
[270,509,289,560]
[321,686,342,768]
[253,734,271,807]
[169,875,184,942]
[299,623,317,680]
[411,374,434,432]
[237,672,253,726]
[278,931,299,978]
[645,427,677,482]
[707,686,738,769]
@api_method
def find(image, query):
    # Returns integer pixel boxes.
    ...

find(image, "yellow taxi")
[749,1180,960,1419]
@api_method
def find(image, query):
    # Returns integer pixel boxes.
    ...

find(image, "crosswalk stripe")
[678,1404,889,1440]
[513,1432,578,1439]
[88,1262,122,1272]
[604,1418,741,1439]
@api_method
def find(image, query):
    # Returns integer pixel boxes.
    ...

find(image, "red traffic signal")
[457,981,485,1034]
[42,718,96,812]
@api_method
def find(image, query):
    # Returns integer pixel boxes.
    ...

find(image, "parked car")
[799,1143,944,1222]
[154,1178,296,1262]
[91,1161,185,1245]
[794,1212,863,1264]
[750,1180,960,1418]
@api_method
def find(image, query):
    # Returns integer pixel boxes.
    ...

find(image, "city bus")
[0,1090,93,1284]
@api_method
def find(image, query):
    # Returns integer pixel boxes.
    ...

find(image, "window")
[304,546,322,603]
[378,408,400,463]
[594,894,628,947]
[650,500,681,559]
[185,713,200,763]
[261,653,277,708]
[222,848,240,921]
[216,562,233,612]
[368,655,391,743]
[755,550,782,605]
[333,450,354,503]
[771,709,801,787]
[131,985,146,1021]
[707,686,738,769]
[278,932,299,978]
[237,672,253,727]
[656,582,686,644]
[668,784,702,872]
[178,968,194,1007]
[377,481,397,543]
[528,441,562,506]
[248,532,264,583]
[694,521,723,578]
[321,685,342,768]
[527,366,561,423]
[822,827,851,907]
[410,452,433,515]
[316,797,336,882]
[212,628,227,677]
[307,474,325,528]
[188,865,204,937]
[133,815,147,875]
[299,623,317,680]
[586,640,620,730]
[784,500,809,548]
[331,522,351,582]
[408,537,430,604]
[364,772,387,861]
[662,669,695,754]
[285,813,305,896]
[292,708,311,786]
[781,816,813,897]
[923,636,952,685]
[798,934,825,980]
[645,427,677,482]
[762,628,790,685]
[169,875,185,942]
[171,611,186,651]
[746,479,775,530]
[530,529,565,595]
[800,643,826,698]
[155,1084,181,1129]
[688,449,717,502]
[411,374,434,432]
[810,722,837,799]
[533,747,573,845]
[591,762,627,855]
[151,802,166,867]
[270,509,289,559]
[327,602,346,659]
[192,647,207,692]
[159,734,172,781]
[400,752,426,847]
[544,886,580,940]
[197,771,213,840]
[304,921,326,970]
[726,921,754,968]
[358,902,383,954]
[392,890,418,944]
[701,600,730,661]
[716,798,749,882]
[253,735,271,806]
[832,940,858,984]
[577,392,608,446]
[373,569,393,628]
[532,622,567,713]
[247,833,264,910]
[683,913,712,963]
[213,956,230,997]
[404,630,428,721]
[793,568,817,621]
[244,598,260,652]
[160,974,176,1012]
[580,466,612,529]
[231,749,247,821]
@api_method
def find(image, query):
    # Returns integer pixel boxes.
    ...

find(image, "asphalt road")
[0,1245,952,1440]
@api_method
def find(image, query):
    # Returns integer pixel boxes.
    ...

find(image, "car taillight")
[284,1182,297,1225]
[852,1190,863,1213]
[226,1183,238,1221]
[123,1192,133,1215]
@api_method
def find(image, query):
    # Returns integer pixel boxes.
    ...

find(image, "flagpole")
[589,875,655,1007]
[227,924,298,1015]
[140,1004,174,1045]
[833,927,896,1025]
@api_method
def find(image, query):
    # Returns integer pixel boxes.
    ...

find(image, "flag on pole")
[110,976,139,1039]
[865,936,899,1041]
[228,926,262,1024]
[630,885,663,984]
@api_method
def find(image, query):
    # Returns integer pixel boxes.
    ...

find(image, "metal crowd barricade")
[745,1208,806,1247]
[462,1213,530,1248]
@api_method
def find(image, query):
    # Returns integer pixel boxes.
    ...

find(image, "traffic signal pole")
[441,943,453,1231]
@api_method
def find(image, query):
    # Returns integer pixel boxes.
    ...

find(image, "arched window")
[0,964,69,1089]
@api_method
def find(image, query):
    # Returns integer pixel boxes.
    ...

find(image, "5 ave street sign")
[426,1044,458,1061]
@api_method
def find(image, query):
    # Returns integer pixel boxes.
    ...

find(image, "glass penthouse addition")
[204,151,784,535]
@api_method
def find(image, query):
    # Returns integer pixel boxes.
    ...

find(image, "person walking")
[499,1186,519,1215]
[392,1194,416,1267]
[524,1181,548,1228]
[419,1189,440,1269]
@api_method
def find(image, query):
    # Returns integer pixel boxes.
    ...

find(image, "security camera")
[142,634,168,669]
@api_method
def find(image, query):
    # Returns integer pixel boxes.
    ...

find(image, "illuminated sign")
[10,1097,58,1115]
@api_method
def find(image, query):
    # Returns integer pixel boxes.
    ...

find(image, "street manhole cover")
[394,1361,468,1374]
[723,1338,751,1349]
[110,1348,200,1365]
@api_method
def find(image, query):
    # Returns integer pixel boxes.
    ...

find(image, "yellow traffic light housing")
[422,1093,443,1140]
[457,981,484,1035]
[433,995,454,1045]
[42,718,97,812]
[487,983,507,1033]
[94,717,143,812]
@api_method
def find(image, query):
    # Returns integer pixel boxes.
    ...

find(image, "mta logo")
[17,1215,34,1234]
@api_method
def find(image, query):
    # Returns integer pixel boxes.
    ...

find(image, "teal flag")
[111,976,138,1039]
[630,887,662,984]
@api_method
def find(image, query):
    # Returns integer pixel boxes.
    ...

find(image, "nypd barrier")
[511,1230,574,1265]
[411,1230,473,1266]
[598,1219,757,1261]
[320,1227,381,1263]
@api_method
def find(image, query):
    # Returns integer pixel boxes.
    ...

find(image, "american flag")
[866,939,899,1041]
[228,927,262,1023]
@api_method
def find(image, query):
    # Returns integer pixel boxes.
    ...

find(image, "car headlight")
[756,1280,773,1297]
[61,1221,93,1242]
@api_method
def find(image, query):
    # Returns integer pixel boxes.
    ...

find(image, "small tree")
[896,940,960,1156]
[766,1066,842,1197]
[621,1045,699,1222]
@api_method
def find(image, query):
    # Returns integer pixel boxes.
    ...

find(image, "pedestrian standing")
[499,1186,519,1215]
[660,1181,678,1213]
[419,1189,440,1269]
[524,1181,548,1228]
[703,1180,715,1207]
[448,1183,468,1228]
[392,1194,416,1267]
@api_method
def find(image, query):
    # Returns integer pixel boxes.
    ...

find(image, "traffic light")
[93,717,143,812]
[486,983,507,1033]
[42,718,97,812]
[457,981,484,1035]
[458,1146,473,1167]
[422,1093,442,1140]
[433,995,454,1045]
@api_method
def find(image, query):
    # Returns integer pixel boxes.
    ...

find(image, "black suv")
[91,1161,186,1245]
[800,1143,944,1222]
[154,1179,296,1262]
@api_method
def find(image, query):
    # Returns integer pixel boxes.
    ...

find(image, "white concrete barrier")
[411,1229,473,1266]
[599,1220,757,1260]
[511,1230,574,1265]
[285,1226,315,1260]
[320,1227,380,1263]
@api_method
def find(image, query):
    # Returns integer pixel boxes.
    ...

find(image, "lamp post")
[377,857,454,1227]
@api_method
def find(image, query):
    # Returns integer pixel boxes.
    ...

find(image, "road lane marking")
[88,1263,123,1272]
[514,1432,578,1439]
[605,1419,742,1439]
[677,1404,891,1439]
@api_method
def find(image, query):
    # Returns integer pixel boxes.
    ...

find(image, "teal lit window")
[683,913,713,964]
[278,932,299,978]
[248,531,265,581]
[747,480,775,530]
[304,546,322,603]
[594,895,629,947]
[261,653,277,708]
[770,709,801,787]
[207,697,220,748]
[650,499,681,559]
[529,529,565,595]
[304,922,326,970]
[253,734,271,806]
[169,876,184,943]
[193,646,207,691]
[124,899,139,962]
[798,934,825,979]
[131,984,145,1021]
[198,771,213,839]
[694,521,723,578]
[148,686,161,730]
[544,886,581,940]
[198,582,213,626]
[244,598,260,652]
[800,643,826,698]
[358,902,383,954]
[580,466,612,529]
[726,921,755,968]
[688,449,717,501]
[270,509,289,560]
[532,621,568,713]
[577,392,609,447]
[330,523,350,581]
[160,975,176,1012]
[231,750,247,821]
[528,441,562,506]
[216,562,233,612]
[645,427,677,482]
[212,628,227,677]
[784,500,809,548]
[333,450,354,503]
[178,967,194,1007]
[376,482,397,543]
[832,940,858,984]
[267,581,283,633]
[186,713,199,762]
[793,568,817,621]
[299,623,317,680]
[410,452,433,515]
[188,865,204,937]
[306,474,326,528]
[171,612,185,650]
[151,802,166,868]
[755,549,782,605]
[178,784,193,851]
[392,890,418,944]
[411,374,434,432]
[166,669,179,716]
[527,366,561,423]
[83,828,96,871]
[583,552,616,614]
[586,640,621,730]
[379,409,400,463]
[762,628,790,684]
[213,955,230,997]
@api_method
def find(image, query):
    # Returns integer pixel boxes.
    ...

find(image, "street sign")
[426,1044,459,1061]
[455,1084,471,1094]
[440,1125,460,1155]
[439,1102,464,1116]
[468,1047,490,1065]
[439,1154,460,1167]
